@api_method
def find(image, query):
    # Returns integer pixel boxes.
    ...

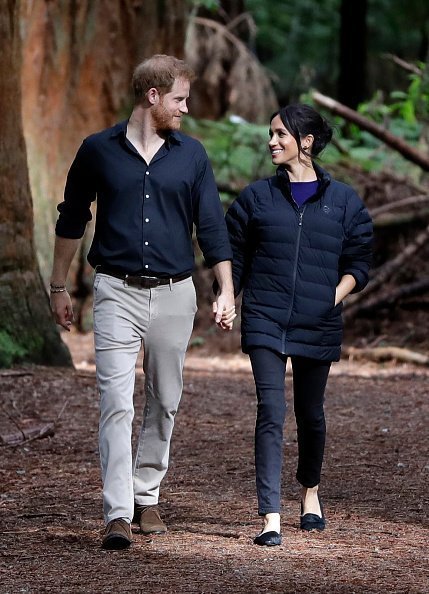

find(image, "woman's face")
[268,114,312,166]
[268,115,299,166]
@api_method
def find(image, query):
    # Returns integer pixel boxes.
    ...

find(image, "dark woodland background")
[1,0,429,367]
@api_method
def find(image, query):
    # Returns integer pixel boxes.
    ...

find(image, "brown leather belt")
[96,266,191,289]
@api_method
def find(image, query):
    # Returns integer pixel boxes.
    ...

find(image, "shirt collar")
[110,120,183,145]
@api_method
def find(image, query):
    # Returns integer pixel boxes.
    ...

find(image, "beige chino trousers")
[93,273,197,524]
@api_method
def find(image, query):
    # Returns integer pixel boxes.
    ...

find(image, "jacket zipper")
[282,205,306,354]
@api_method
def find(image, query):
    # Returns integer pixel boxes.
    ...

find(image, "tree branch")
[343,346,429,366]
[373,209,429,228]
[382,53,423,76]
[343,221,429,319]
[312,91,429,171]
[348,278,429,316]
[371,194,429,217]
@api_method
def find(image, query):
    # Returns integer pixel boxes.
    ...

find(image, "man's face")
[152,77,190,132]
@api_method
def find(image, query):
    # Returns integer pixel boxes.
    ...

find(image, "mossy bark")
[0,1,72,368]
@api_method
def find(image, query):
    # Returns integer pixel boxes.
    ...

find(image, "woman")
[224,104,372,546]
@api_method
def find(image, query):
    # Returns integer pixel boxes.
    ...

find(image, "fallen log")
[0,371,34,378]
[373,209,429,228]
[0,420,55,446]
[348,278,429,316]
[344,220,429,319]
[370,194,429,217]
[0,400,67,448]
[343,346,429,366]
[312,91,429,171]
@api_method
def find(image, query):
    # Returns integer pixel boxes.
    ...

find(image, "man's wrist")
[50,281,67,293]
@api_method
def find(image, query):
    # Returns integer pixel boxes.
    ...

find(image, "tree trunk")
[338,0,367,109]
[0,1,72,367]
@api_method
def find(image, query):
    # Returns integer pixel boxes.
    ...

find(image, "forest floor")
[1,330,428,594]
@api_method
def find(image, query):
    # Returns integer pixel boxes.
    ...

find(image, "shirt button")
[145,194,149,199]
[145,218,149,222]
[144,241,149,246]
[144,265,149,269]
[145,171,149,175]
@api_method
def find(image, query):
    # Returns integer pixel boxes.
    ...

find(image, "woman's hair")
[270,104,333,158]
[132,54,196,102]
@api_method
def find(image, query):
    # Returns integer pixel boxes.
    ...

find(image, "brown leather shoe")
[102,518,132,550]
[136,505,167,535]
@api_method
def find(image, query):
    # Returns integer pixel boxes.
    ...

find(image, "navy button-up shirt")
[55,121,232,276]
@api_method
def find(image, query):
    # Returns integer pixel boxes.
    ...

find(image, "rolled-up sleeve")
[192,149,232,267]
[340,196,373,293]
[55,140,96,239]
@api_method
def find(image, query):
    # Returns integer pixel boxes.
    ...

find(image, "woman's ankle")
[261,512,281,534]
[301,485,322,516]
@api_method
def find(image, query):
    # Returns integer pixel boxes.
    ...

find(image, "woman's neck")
[285,160,317,183]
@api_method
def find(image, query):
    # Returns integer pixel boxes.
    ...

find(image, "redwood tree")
[0,1,72,367]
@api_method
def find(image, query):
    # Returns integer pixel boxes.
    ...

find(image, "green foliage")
[183,55,429,199]
[189,336,206,348]
[367,0,429,60]
[245,0,340,100]
[389,71,429,124]
[0,330,27,368]
[188,0,219,10]
[183,116,274,192]
[308,62,428,176]
[245,0,429,102]
[183,77,427,196]
[358,68,429,129]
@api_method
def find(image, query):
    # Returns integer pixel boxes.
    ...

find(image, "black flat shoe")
[300,494,326,531]
[253,530,282,546]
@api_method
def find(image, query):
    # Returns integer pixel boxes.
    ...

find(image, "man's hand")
[49,236,80,331]
[212,291,236,331]
[211,260,236,330]
[50,291,74,331]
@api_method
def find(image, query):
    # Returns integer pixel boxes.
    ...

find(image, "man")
[50,55,236,550]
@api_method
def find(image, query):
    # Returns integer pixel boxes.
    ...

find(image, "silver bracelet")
[50,286,67,293]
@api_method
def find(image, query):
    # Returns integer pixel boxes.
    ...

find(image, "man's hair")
[132,55,196,102]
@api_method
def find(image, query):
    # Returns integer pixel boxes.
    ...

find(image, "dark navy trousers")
[249,347,331,515]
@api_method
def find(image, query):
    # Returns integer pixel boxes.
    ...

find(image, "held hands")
[212,292,237,331]
[50,289,74,331]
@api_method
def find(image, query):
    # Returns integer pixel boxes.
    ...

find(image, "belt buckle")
[141,275,160,289]
[125,274,160,289]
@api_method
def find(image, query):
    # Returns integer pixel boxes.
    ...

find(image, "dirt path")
[1,335,428,593]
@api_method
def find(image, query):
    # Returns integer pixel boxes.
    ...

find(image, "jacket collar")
[276,161,331,202]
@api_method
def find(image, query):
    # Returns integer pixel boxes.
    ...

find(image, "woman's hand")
[212,299,237,331]
[335,274,357,306]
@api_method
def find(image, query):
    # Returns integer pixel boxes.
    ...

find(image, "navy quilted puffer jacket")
[226,164,373,361]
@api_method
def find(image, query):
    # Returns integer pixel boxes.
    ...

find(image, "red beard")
[152,102,180,132]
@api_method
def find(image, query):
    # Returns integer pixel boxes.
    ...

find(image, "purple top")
[290,180,319,207]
